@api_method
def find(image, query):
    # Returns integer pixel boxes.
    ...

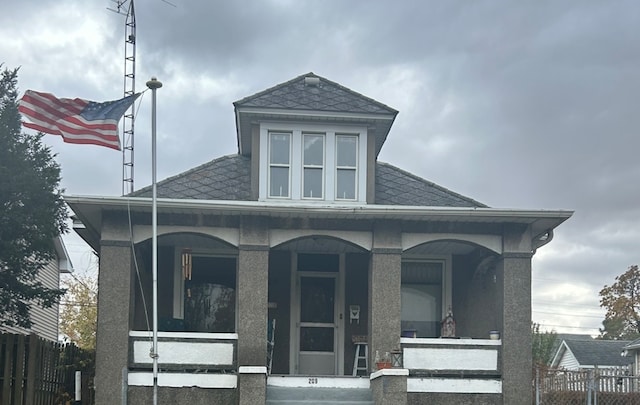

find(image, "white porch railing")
[129,331,238,371]
[401,337,502,394]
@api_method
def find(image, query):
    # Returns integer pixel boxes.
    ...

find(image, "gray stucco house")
[67,73,572,404]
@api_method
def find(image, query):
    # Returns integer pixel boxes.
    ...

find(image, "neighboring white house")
[622,338,640,376]
[0,236,73,341]
[551,338,633,370]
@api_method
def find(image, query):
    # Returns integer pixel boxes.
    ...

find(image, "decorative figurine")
[441,306,456,338]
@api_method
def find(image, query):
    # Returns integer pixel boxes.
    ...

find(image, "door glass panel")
[300,327,334,351]
[300,277,335,323]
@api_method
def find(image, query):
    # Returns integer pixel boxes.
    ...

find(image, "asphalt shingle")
[564,339,633,367]
[234,72,398,115]
[131,154,485,208]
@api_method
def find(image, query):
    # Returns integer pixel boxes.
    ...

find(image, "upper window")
[269,132,291,198]
[259,123,367,202]
[336,135,358,200]
[303,134,324,199]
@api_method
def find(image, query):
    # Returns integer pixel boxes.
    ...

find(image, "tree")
[60,274,97,350]
[0,65,67,328]
[599,264,640,340]
[532,323,557,367]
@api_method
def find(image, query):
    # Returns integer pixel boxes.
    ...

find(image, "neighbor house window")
[401,261,444,338]
[183,255,236,333]
[303,133,324,199]
[269,132,291,198]
[335,135,357,200]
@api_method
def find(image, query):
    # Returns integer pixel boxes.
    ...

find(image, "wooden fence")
[0,333,94,405]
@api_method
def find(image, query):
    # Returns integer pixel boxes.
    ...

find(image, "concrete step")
[266,386,373,405]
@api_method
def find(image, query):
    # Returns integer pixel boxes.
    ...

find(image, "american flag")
[18,90,140,150]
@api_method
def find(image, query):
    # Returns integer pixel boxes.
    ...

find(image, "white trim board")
[128,372,237,389]
[267,376,370,389]
[408,377,502,394]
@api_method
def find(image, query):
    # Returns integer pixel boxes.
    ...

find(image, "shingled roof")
[233,73,398,158]
[233,72,398,115]
[130,154,485,208]
[557,339,633,368]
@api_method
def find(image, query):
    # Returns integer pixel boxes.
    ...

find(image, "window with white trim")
[303,133,324,199]
[336,135,358,200]
[269,132,291,198]
[259,123,368,202]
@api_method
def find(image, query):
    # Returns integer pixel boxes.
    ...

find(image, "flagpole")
[146,76,162,405]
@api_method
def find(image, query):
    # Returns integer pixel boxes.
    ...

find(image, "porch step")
[266,386,373,405]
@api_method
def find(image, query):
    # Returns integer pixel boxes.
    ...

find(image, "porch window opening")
[184,255,236,333]
[303,133,324,199]
[269,132,291,198]
[335,135,357,200]
[401,261,443,338]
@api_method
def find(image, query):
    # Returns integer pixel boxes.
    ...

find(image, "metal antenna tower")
[109,0,137,195]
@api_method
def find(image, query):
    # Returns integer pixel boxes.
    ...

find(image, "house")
[0,236,73,341]
[66,73,572,405]
[622,338,640,376]
[551,338,633,370]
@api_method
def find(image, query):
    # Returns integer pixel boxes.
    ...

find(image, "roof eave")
[65,194,572,250]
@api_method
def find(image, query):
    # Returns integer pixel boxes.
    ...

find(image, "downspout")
[532,229,554,255]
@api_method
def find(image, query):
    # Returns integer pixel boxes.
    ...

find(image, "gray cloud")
[3,0,639,335]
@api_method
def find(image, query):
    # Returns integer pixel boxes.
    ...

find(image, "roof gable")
[233,73,398,157]
[234,72,398,115]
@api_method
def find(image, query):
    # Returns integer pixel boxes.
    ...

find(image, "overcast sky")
[3,0,638,336]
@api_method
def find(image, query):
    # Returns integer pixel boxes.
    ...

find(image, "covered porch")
[125,226,507,393]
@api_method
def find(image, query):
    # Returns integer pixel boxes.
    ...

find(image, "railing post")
[535,367,540,405]
[74,370,82,405]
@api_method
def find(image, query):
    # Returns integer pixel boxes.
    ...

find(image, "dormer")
[233,73,398,203]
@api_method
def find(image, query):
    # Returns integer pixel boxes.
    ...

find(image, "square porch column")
[237,216,269,403]
[369,222,402,371]
[498,225,533,405]
[95,219,134,405]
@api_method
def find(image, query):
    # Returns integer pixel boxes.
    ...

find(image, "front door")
[296,272,338,375]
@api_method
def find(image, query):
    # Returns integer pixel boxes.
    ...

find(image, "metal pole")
[146,76,162,405]
[535,367,539,405]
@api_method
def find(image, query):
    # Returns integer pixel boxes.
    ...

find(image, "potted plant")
[375,351,392,370]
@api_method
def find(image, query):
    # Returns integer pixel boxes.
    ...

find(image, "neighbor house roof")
[130,154,485,208]
[233,72,398,157]
[623,338,640,352]
[551,339,633,369]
